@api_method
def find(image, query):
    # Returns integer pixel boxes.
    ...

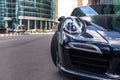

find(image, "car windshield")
[80,6,98,16]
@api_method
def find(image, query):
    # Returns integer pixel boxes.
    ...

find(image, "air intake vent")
[115,63,120,75]
[69,49,112,74]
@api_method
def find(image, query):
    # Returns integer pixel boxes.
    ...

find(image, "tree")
[5,21,8,28]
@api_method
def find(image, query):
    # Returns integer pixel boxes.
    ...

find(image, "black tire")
[51,32,58,66]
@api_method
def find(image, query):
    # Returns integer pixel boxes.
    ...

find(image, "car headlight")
[59,17,86,44]
[60,17,103,54]
[62,17,86,37]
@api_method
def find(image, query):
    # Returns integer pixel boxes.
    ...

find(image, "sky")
[58,0,88,17]
[58,0,77,17]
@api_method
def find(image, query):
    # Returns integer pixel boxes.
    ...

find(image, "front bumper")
[58,64,120,80]
[58,42,120,80]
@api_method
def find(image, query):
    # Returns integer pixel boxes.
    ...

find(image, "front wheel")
[51,32,58,66]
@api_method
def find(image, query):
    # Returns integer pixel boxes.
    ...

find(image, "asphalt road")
[0,33,72,80]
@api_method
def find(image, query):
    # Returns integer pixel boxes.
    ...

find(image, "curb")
[0,32,55,37]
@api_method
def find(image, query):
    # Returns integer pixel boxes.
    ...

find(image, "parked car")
[14,25,25,34]
[51,5,120,80]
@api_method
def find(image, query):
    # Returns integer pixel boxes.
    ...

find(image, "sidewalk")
[0,31,55,37]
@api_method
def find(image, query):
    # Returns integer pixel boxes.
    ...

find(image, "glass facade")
[0,0,5,27]
[100,0,113,4]
[0,0,56,30]
[88,0,120,5]
[19,0,53,18]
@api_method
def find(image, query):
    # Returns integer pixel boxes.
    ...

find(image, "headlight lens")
[62,17,86,36]
[59,17,86,44]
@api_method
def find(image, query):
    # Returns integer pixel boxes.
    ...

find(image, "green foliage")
[5,21,8,28]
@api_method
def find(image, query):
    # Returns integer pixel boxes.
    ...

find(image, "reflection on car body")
[51,5,120,80]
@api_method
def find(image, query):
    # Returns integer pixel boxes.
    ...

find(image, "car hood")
[82,15,120,46]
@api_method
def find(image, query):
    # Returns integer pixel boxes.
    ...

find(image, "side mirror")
[58,16,65,21]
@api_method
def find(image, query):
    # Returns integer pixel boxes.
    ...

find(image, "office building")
[0,0,57,31]
[78,0,88,6]
[88,0,120,5]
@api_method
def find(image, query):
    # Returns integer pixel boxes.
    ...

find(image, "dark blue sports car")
[51,5,120,80]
